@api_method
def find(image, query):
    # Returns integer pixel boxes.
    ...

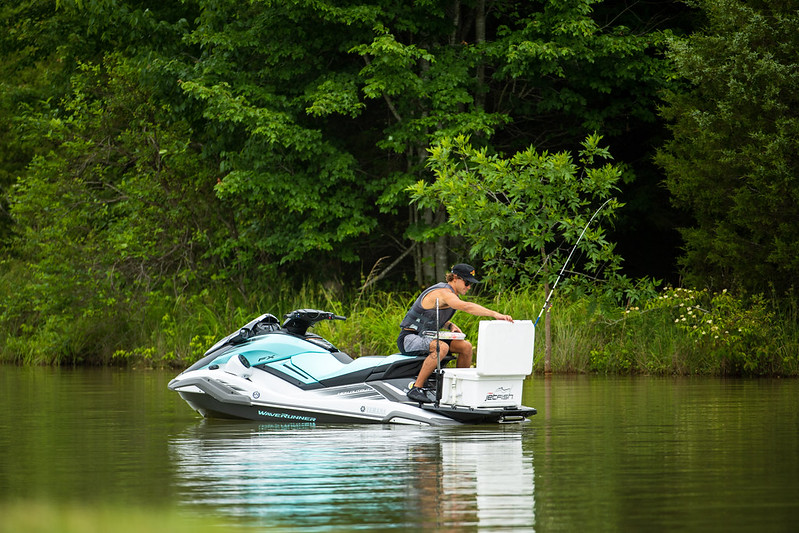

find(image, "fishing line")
[533,198,613,328]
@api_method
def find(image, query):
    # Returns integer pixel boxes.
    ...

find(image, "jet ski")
[168,309,537,426]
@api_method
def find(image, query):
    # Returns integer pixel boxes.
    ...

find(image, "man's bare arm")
[437,290,513,321]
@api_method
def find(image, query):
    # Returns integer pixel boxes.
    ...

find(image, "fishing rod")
[533,198,613,328]
[434,298,442,406]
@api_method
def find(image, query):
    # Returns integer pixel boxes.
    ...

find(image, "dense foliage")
[657,0,799,295]
[1,1,796,372]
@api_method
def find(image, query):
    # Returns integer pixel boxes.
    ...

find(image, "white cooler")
[440,320,535,408]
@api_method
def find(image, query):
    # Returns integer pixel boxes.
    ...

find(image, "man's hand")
[494,312,513,322]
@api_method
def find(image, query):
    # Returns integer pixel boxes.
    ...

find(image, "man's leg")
[450,339,473,368]
[413,340,449,388]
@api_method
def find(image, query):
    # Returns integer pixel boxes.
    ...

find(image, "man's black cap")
[451,263,480,284]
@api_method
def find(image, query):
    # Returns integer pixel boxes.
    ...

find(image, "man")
[397,263,513,403]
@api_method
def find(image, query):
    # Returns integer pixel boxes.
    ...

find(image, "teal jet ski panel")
[192,332,329,371]
[291,353,413,382]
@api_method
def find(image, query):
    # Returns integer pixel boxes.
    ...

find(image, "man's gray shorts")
[399,332,451,354]
[401,333,433,354]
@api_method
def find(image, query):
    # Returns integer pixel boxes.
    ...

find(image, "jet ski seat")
[287,352,456,388]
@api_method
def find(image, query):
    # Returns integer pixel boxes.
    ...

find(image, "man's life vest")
[399,282,457,333]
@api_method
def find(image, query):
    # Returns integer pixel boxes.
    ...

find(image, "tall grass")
[2,281,797,376]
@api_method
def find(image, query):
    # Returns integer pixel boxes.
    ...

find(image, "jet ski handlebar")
[203,309,346,356]
[282,309,346,336]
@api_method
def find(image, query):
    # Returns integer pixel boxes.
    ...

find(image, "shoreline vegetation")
[2,285,797,377]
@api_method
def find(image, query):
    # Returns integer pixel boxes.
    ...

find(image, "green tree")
[0,0,201,240]
[0,0,80,241]
[178,1,382,283]
[181,0,684,285]
[3,55,223,362]
[409,133,652,370]
[0,1,220,361]
[656,0,799,295]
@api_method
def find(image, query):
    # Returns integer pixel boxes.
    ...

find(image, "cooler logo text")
[485,386,514,401]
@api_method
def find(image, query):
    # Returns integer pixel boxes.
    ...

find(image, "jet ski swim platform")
[168,309,537,426]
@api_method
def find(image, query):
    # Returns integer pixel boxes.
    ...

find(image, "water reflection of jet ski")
[168,309,537,426]
[169,422,535,530]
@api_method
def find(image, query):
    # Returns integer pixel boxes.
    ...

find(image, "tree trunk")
[474,0,486,110]
[435,208,448,281]
[414,206,449,285]
[421,207,436,283]
[411,206,423,285]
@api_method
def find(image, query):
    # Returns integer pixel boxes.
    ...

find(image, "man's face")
[457,276,471,295]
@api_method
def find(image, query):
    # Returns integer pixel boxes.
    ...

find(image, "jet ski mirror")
[229,328,250,344]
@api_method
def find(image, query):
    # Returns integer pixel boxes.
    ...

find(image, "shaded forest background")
[1,0,798,367]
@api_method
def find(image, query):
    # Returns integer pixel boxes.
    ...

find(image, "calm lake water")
[1,366,798,531]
